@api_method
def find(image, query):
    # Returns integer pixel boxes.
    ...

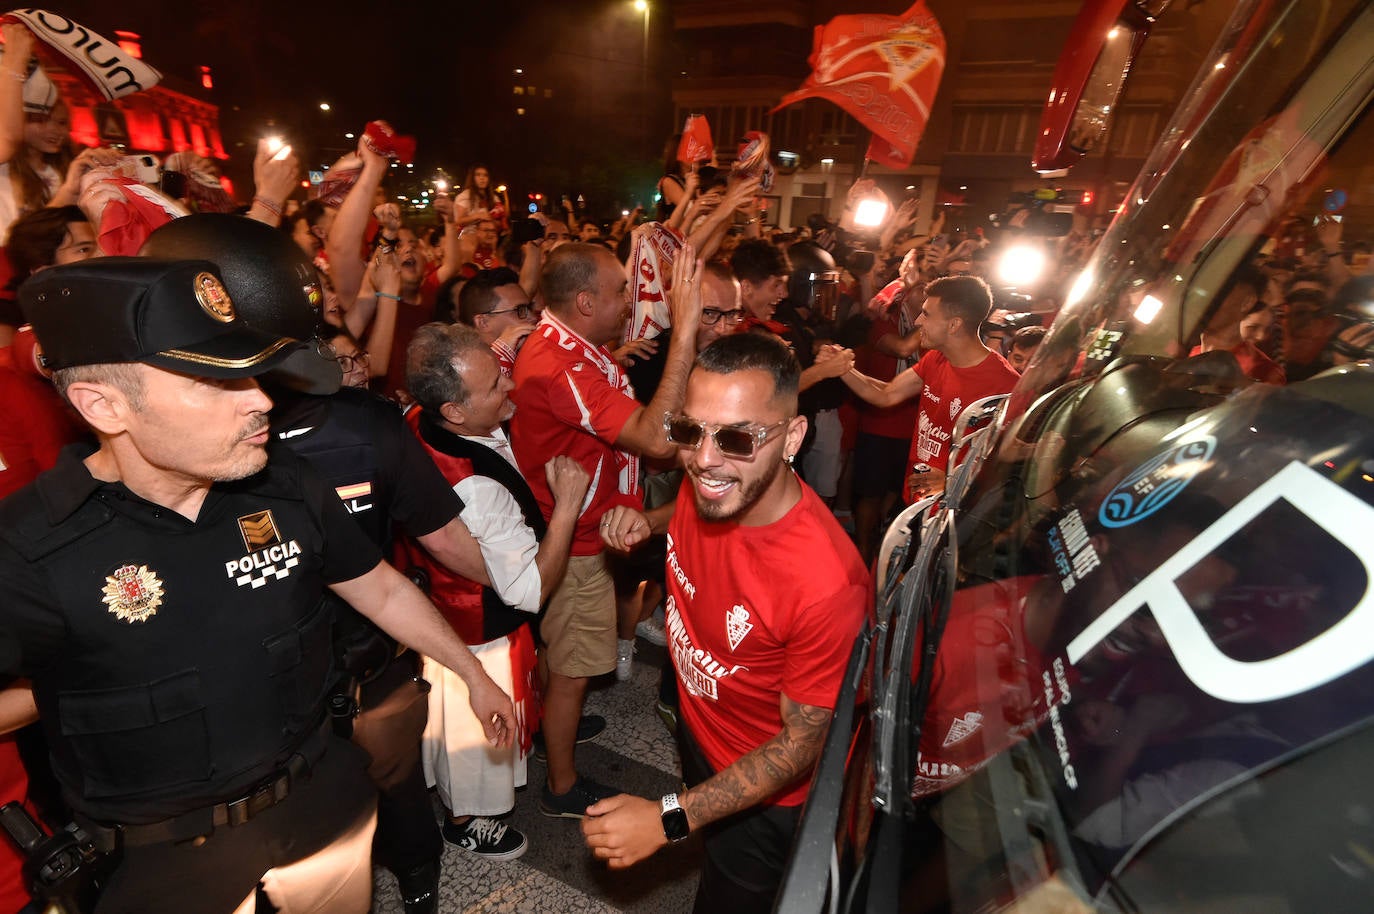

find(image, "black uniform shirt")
[270,388,462,550]
[0,443,382,823]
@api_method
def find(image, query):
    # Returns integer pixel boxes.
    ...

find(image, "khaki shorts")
[540,553,616,678]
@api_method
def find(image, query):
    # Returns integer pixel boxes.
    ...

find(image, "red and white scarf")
[538,309,640,499]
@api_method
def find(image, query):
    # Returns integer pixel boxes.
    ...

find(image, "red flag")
[677,114,714,165]
[774,1,945,169]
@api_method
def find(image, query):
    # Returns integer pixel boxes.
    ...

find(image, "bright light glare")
[319,102,331,112]
[854,198,890,228]
[265,135,283,153]
[1134,294,1164,324]
[1064,268,1095,309]
[435,179,448,192]
[820,157,835,166]
[997,245,1048,287]
[634,0,648,11]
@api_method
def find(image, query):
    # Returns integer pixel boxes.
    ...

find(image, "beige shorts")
[540,553,615,677]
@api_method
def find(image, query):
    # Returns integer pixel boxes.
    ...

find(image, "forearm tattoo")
[682,696,832,829]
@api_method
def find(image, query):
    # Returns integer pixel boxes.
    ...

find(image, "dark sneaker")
[442,817,528,861]
[539,776,620,819]
[531,713,607,761]
[394,859,440,914]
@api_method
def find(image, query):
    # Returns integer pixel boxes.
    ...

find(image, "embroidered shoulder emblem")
[102,564,165,623]
[726,604,754,651]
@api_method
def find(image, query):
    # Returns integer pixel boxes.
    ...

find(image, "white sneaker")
[635,613,668,647]
[616,638,636,681]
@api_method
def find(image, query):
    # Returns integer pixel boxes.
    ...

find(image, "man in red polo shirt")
[509,242,703,817]
[822,275,1020,503]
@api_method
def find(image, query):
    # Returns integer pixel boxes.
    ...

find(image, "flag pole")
[854,123,872,181]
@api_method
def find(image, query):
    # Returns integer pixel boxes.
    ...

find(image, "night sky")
[44,0,676,213]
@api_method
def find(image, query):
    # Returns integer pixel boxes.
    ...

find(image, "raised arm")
[525,457,590,603]
[326,143,389,307]
[687,176,760,263]
[614,247,705,458]
[245,138,302,227]
[0,24,34,166]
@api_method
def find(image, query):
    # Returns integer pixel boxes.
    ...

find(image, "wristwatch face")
[661,795,690,842]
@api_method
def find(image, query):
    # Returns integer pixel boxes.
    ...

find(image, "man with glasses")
[458,267,538,377]
[584,333,870,914]
[509,242,704,818]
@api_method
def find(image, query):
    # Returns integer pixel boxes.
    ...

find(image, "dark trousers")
[677,725,803,914]
[94,740,374,914]
[348,655,440,873]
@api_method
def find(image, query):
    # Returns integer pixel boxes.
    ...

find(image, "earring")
[784,453,795,466]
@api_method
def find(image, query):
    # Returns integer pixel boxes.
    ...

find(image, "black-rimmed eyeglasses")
[701,308,746,326]
[336,351,370,372]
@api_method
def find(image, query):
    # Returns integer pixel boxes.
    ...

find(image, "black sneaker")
[442,817,528,861]
[531,713,607,761]
[539,776,620,819]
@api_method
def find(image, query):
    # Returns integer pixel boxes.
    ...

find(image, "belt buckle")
[226,776,283,827]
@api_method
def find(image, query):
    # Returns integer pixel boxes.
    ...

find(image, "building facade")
[668,0,1230,232]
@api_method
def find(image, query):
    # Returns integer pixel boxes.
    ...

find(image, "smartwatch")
[660,793,690,842]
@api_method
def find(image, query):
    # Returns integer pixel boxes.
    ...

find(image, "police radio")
[0,801,106,913]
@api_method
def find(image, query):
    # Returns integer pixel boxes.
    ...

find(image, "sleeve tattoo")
[680,695,832,830]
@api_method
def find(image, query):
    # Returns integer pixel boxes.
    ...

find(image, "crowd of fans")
[3,14,1374,910]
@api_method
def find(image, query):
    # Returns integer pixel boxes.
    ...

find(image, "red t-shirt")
[666,482,871,806]
[855,308,920,440]
[379,263,442,399]
[0,341,86,499]
[909,349,1019,479]
[910,576,1054,798]
[509,313,642,554]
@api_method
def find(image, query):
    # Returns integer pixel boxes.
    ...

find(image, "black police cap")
[19,257,306,380]
[140,213,342,395]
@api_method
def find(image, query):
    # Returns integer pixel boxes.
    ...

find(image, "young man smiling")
[586,333,870,913]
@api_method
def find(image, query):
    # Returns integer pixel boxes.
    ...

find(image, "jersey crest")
[726,603,754,651]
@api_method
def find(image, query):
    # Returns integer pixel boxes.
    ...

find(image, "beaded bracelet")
[252,196,283,218]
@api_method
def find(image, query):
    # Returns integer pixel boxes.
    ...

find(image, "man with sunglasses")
[457,267,538,378]
[584,333,870,914]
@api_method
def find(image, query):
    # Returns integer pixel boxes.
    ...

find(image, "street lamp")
[319,102,331,112]
[633,0,649,97]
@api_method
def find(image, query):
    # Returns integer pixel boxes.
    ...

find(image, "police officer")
[0,257,514,914]
[140,215,488,914]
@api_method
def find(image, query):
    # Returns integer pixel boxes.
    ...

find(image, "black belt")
[81,718,332,851]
